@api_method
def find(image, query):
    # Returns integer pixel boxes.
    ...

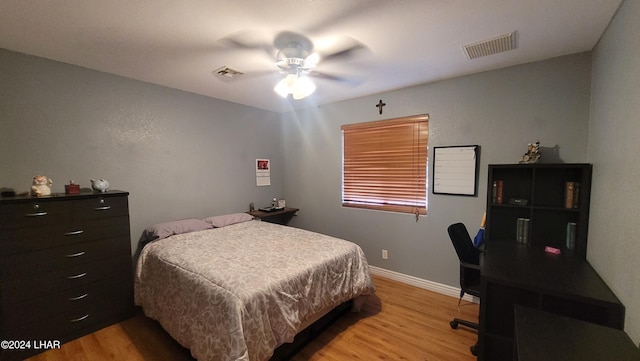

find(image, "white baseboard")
[369,266,479,304]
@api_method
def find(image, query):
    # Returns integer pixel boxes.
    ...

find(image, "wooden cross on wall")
[376,99,386,114]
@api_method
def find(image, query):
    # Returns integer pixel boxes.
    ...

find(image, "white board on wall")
[432,145,479,196]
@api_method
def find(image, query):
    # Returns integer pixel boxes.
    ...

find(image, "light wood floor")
[25,275,479,361]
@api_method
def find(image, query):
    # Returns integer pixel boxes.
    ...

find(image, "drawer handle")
[25,211,48,217]
[64,230,84,236]
[68,293,88,301]
[67,272,87,280]
[69,314,89,323]
[94,205,111,211]
[65,251,86,258]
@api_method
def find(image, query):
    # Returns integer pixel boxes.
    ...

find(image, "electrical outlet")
[382,249,388,259]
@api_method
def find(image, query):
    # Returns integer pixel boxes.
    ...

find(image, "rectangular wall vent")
[463,31,517,60]
[213,66,244,80]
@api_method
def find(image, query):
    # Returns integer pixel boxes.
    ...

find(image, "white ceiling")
[0,0,622,113]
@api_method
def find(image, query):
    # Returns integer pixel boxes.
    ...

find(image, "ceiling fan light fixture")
[273,74,316,99]
[284,73,297,88]
[293,76,316,100]
[274,78,290,98]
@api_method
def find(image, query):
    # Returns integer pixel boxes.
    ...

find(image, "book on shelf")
[492,180,503,204]
[566,222,577,250]
[516,218,530,245]
[492,181,497,203]
[565,182,580,208]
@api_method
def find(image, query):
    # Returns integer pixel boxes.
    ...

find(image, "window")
[341,114,429,215]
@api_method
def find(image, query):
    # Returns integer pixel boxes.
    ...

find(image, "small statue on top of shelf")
[31,175,53,196]
[519,141,541,164]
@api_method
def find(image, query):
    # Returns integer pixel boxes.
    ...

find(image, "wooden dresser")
[0,190,134,360]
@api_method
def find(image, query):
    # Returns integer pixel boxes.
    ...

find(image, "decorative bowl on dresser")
[0,190,134,360]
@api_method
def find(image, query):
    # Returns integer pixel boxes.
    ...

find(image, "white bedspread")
[134,220,375,361]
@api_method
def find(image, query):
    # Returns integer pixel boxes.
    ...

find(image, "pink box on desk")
[544,246,561,255]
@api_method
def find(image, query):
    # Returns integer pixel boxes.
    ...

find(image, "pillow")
[145,218,213,241]
[203,213,254,228]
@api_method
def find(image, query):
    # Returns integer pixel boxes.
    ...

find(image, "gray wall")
[0,48,284,252]
[588,0,640,344]
[281,53,592,288]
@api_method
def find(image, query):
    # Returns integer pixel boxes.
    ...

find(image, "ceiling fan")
[220,31,367,99]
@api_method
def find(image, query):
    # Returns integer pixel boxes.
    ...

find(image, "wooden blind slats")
[341,114,429,215]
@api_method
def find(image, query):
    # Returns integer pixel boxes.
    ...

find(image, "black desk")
[515,306,640,361]
[479,242,625,361]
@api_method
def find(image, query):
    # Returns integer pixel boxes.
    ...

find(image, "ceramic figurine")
[90,178,110,192]
[31,175,53,196]
[519,141,541,164]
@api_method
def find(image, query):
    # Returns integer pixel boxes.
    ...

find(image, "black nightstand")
[247,207,299,225]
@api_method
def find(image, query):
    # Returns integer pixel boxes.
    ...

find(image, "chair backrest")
[447,222,480,266]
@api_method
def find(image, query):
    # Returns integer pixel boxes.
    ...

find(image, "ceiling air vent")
[213,66,243,80]
[463,31,517,60]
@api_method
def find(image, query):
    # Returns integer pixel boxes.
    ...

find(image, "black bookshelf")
[485,163,592,258]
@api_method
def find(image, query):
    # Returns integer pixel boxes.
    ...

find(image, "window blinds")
[342,114,429,215]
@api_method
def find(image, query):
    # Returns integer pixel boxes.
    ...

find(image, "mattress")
[134,220,375,361]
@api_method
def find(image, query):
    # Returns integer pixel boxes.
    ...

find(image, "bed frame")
[269,300,352,360]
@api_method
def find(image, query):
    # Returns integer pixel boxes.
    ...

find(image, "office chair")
[447,222,481,356]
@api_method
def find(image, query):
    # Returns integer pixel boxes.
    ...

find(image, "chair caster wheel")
[470,344,478,356]
[450,320,458,329]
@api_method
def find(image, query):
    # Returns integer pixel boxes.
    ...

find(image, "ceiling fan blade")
[219,31,275,58]
[318,38,368,64]
[301,3,374,36]
[303,52,320,69]
[237,70,281,80]
[310,71,363,86]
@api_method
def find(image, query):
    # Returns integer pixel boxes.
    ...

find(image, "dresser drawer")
[0,236,131,280]
[0,200,69,229]
[2,255,132,302]
[4,274,133,340]
[71,195,129,220]
[0,216,130,255]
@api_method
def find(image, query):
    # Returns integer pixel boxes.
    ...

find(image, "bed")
[134,214,375,361]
